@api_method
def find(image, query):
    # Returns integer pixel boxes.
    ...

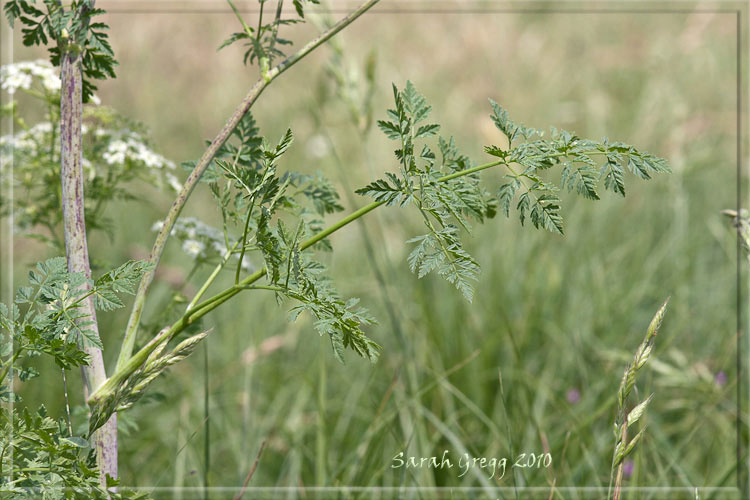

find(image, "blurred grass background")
[3,0,748,497]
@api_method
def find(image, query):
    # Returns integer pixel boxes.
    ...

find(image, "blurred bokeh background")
[2,0,748,497]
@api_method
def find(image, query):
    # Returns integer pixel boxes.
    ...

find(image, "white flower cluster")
[0,60,61,95]
[1,123,181,194]
[152,217,254,271]
[0,122,53,166]
[0,122,97,180]
[97,129,181,192]
[101,132,176,170]
[152,217,227,260]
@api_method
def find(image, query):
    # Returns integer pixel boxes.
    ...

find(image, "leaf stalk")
[116,0,381,371]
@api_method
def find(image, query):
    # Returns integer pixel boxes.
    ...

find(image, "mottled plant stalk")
[59,31,117,485]
[116,0,381,372]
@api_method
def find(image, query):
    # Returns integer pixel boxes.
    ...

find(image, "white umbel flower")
[102,139,129,165]
[0,121,56,161]
[150,217,260,272]
[182,239,205,258]
[100,132,176,170]
[0,60,60,95]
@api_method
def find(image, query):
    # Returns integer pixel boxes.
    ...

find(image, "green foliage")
[406,227,479,302]
[85,115,378,434]
[0,404,149,499]
[358,82,670,302]
[488,98,541,145]
[200,114,378,363]
[92,260,157,312]
[219,0,320,68]
[15,257,99,349]
[3,0,117,102]
[363,82,493,302]
[288,290,378,364]
[0,257,153,372]
[486,119,670,230]
[0,258,152,497]
[356,172,408,206]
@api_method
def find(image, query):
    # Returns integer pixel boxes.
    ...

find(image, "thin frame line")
[10,486,742,493]
[101,8,743,14]
[1,0,746,495]
[736,8,748,496]
[0,13,15,487]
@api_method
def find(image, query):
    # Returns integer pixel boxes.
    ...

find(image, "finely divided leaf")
[561,163,600,200]
[355,173,409,206]
[497,178,520,217]
[602,160,626,196]
[416,123,440,138]
[93,260,153,311]
[529,193,564,235]
[377,120,401,140]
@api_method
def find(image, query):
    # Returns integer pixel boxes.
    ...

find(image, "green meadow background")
[4,1,748,497]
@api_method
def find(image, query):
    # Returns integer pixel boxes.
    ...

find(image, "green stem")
[256,0,265,42]
[188,158,505,327]
[203,341,210,497]
[112,154,502,412]
[301,200,384,250]
[299,160,505,250]
[438,160,503,182]
[268,0,285,55]
[234,204,255,285]
[316,338,327,486]
[187,273,263,322]
[183,159,507,334]
[51,288,96,323]
[116,0,381,372]
[226,0,255,40]
[187,240,242,312]
[233,156,264,285]
[96,153,505,410]
[240,285,285,292]
[0,348,23,386]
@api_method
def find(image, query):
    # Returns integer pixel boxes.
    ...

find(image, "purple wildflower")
[623,460,635,479]
[566,388,581,404]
